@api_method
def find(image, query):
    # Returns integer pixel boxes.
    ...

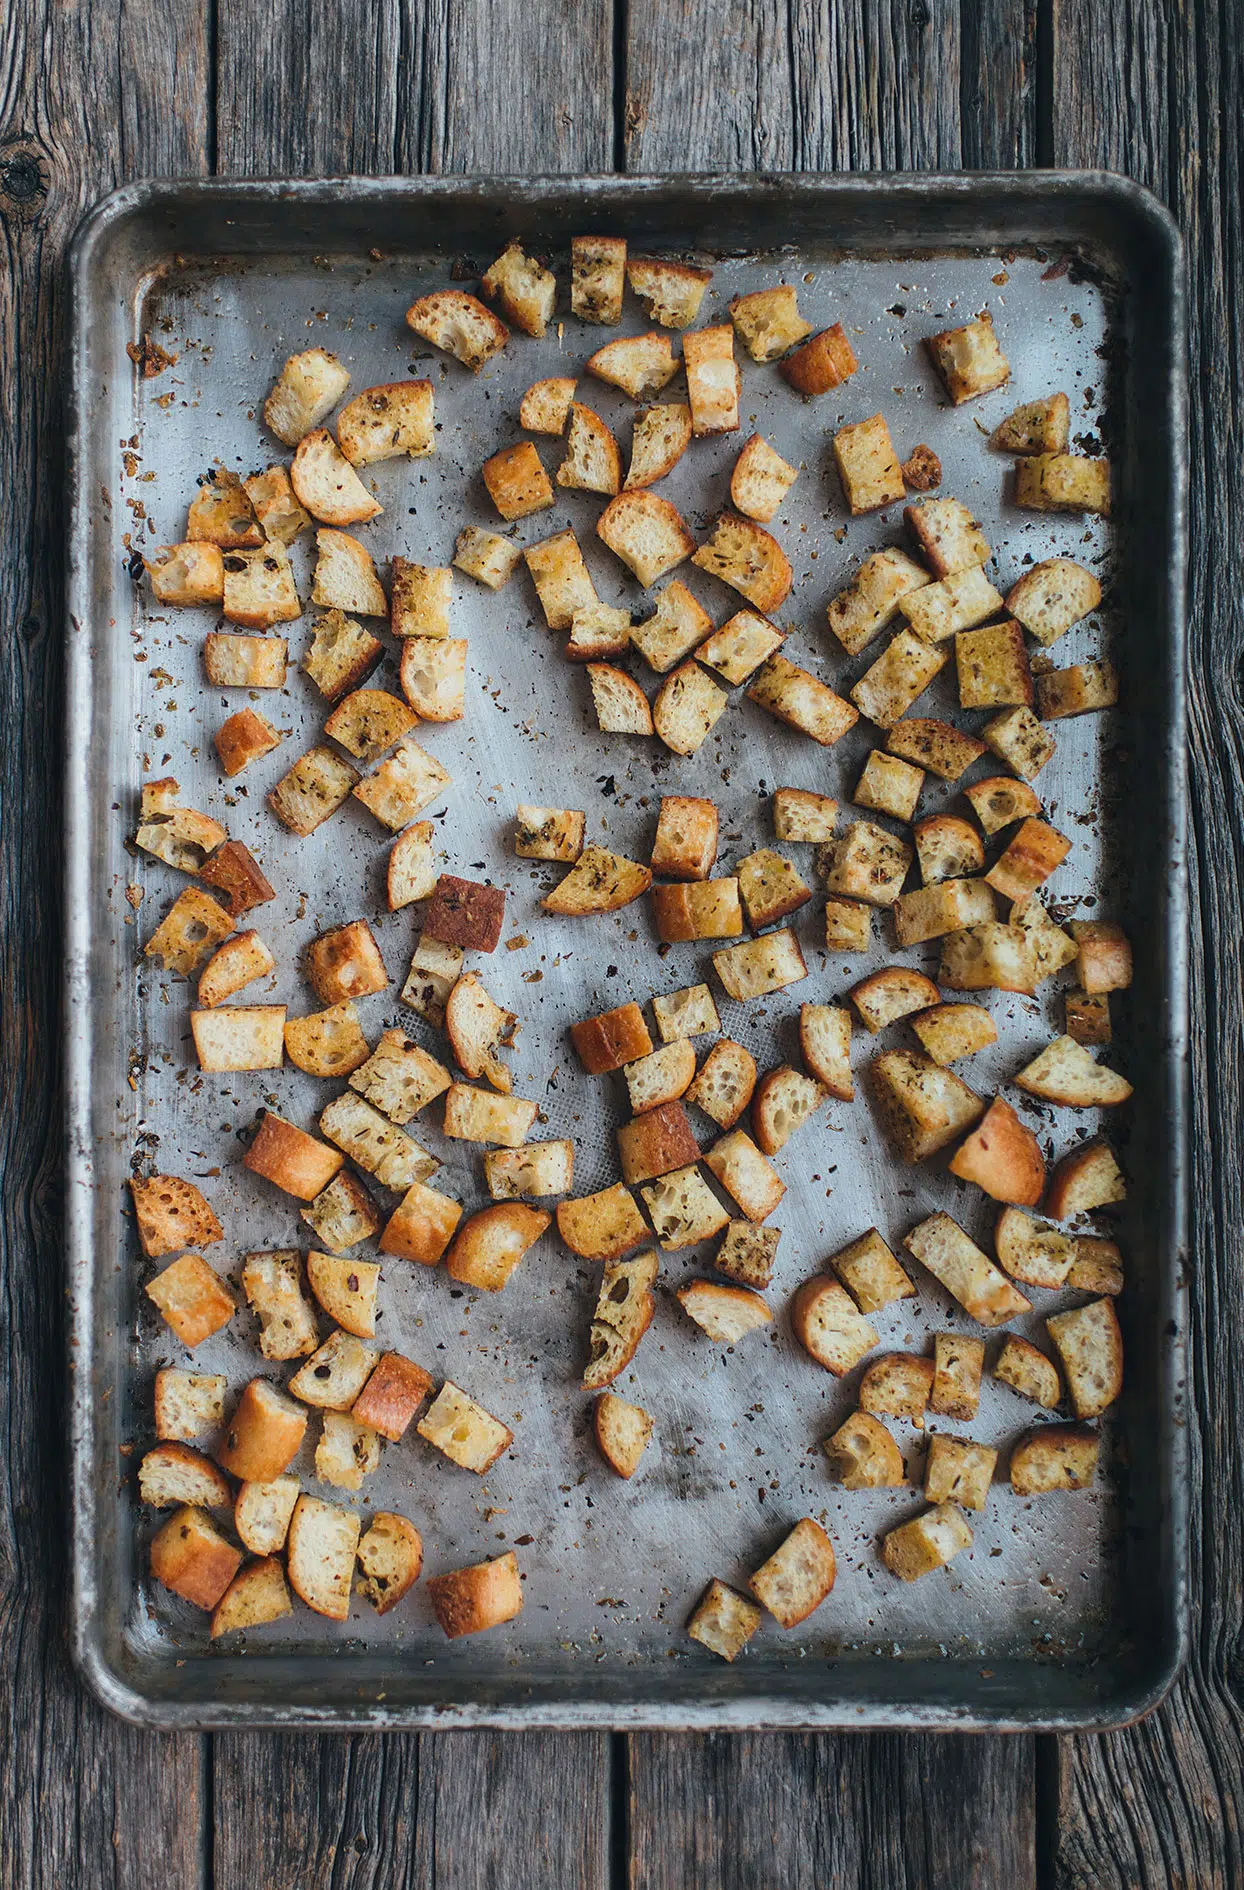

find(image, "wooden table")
[2,3,1237,1883]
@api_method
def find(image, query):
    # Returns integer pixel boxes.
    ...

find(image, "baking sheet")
[66,174,1187,1729]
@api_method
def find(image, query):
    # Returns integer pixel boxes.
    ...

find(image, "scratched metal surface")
[66,176,1186,1728]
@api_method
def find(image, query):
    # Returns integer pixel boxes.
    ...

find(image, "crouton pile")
[130,233,1127,1659]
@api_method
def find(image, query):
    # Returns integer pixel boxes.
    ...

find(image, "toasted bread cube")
[650,794,718,882]
[395,637,466,723]
[912,815,986,887]
[625,1039,697,1114]
[1005,557,1101,645]
[353,737,451,831]
[268,745,361,837]
[625,400,693,489]
[348,1028,450,1125]
[479,240,555,337]
[291,431,382,528]
[1010,1424,1099,1494]
[543,847,652,916]
[995,1335,1062,1409]
[985,818,1071,904]
[377,1177,462,1266]
[191,1004,285,1073]
[677,1279,772,1343]
[303,919,386,1008]
[311,528,387,617]
[571,235,626,324]
[428,1551,524,1639]
[729,283,812,361]
[927,313,1009,403]
[241,1250,318,1361]
[189,468,264,548]
[443,1084,538,1149]
[714,1220,780,1290]
[737,849,811,931]
[144,885,235,976]
[686,1040,757,1130]
[587,330,679,399]
[930,1333,986,1421]
[704,1130,784,1222]
[1048,1140,1127,1220]
[827,549,931,657]
[994,1206,1076,1289]
[851,629,947,729]
[821,821,912,908]
[749,1518,836,1627]
[791,1276,878,1374]
[304,1246,380,1336]
[406,288,508,369]
[145,1254,235,1349]
[617,1100,700,1186]
[304,609,384,701]
[1015,452,1110,515]
[134,778,227,874]
[482,440,555,521]
[1036,658,1120,720]
[453,526,521,591]
[924,1434,996,1510]
[653,663,729,757]
[318,1092,437,1192]
[627,257,711,328]
[832,413,905,515]
[949,1094,1046,1206]
[747,652,858,746]
[445,972,517,1094]
[712,930,806,1002]
[130,1174,222,1258]
[139,1441,232,1511]
[155,1370,227,1443]
[286,1492,362,1621]
[214,706,282,778]
[692,514,792,614]
[597,491,695,589]
[571,1000,654,1075]
[513,806,588,871]
[825,1410,905,1489]
[417,873,503,955]
[301,1173,382,1259]
[592,1391,654,1480]
[204,630,288,691]
[264,347,350,445]
[905,1211,1031,1326]
[389,560,452,642]
[901,566,1004,646]
[1015,1034,1132,1109]
[630,581,712,674]
[418,1381,513,1473]
[1071,920,1133,994]
[773,788,837,843]
[853,750,924,823]
[683,324,740,435]
[652,880,743,943]
[650,984,720,1043]
[150,1506,242,1612]
[870,1051,985,1162]
[823,897,872,953]
[398,934,463,1029]
[956,620,1033,710]
[830,1228,915,1314]
[234,1477,301,1556]
[850,967,941,1033]
[584,663,653,736]
[483,1140,575,1203]
[991,393,1071,455]
[687,1578,763,1661]
[963,777,1040,839]
[1046,1298,1123,1419]
[885,722,984,787]
[352,1354,434,1443]
[800,1003,853,1100]
[893,879,995,948]
[905,496,990,578]
[244,464,311,544]
[752,1067,824,1154]
[146,540,225,607]
[244,1111,344,1201]
[780,322,859,394]
[883,1503,973,1580]
[354,1511,423,1615]
[286,1330,379,1413]
[558,1186,648,1269]
[283,1001,370,1080]
[556,402,622,496]
[523,527,598,628]
[643,1166,731,1251]
[729,428,800,512]
[939,921,1040,995]
[383,820,438,912]
[910,1003,996,1066]
[696,610,785,687]
[444,1201,550,1291]
[860,1353,935,1426]
[315,1411,382,1492]
[337,380,434,466]
[218,1379,308,1481]
[1009,896,1079,983]
[1065,986,1112,1046]
[195,840,275,921]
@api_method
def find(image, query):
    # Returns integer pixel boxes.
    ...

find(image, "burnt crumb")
[126,335,177,378]
[449,256,478,282]
[887,303,907,318]
[126,548,145,581]
[596,774,617,797]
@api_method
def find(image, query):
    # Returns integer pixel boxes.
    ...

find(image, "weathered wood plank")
[1047,3,1244,1886]
[412,1732,612,1888]
[215,0,404,174]
[960,1,1037,168]
[0,2,211,1885]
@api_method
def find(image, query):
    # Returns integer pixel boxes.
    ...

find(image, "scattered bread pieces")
[749,1518,836,1627]
[676,1280,773,1344]
[687,1579,763,1661]
[1045,1298,1123,1419]
[583,1249,659,1387]
[627,257,711,329]
[904,1212,1031,1326]
[406,289,508,370]
[594,1393,654,1478]
[427,1551,523,1639]
[264,347,351,446]
[417,1382,513,1473]
[692,514,792,613]
[883,1504,973,1581]
[1010,1425,1099,1494]
[948,1094,1046,1206]
[927,313,1010,403]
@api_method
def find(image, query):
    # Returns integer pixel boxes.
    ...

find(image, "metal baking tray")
[66,173,1187,1731]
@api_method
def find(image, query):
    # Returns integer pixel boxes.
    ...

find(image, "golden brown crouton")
[926,312,1010,403]
[427,1552,523,1639]
[905,496,990,577]
[130,1174,222,1259]
[520,376,577,434]
[1046,1298,1123,1419]
[827,549,931,656]
[481,440,555,521]
[924,1433,996,1509]
[1005,556,1100,644]
[594,1392,654,1477]
[444,1202,550,1292]
[869,1052,984,1162]
[571,235,626,324]
[542,847,653,915]
[557,402,622,496]
[337,380,435,466]
[572,999,654,1075]
[956,619,1033,710]
[264,347,351,445]
[203,627,288,688]
[453,526,522,590]
[852,750,925,823]
[557,1183,648,1263]
[1009,1424,1099,1494]
[616,1100,700,1186]
[687,1579,764,1662]
[712,930,806,1001]
[829,1228,914,1314]
[930,1333,986,1421]
[1015,452,1110,515]
[780,323,859,394]
[832,413,905,514]
[582,1249,659,1387]
[627,257,712,328]
[244,1112,344,1201]
[692,514,792,614]
[905,1211,1031,1326]
[481,240,556,336]
[378,1178,463,1266]
[912,814,986,886]
[799,1002,853,1100]
[824,1411,905,1489]
[859,1353,935,1427]
[214,707,281,777]
[217,1379,308,1482]
[990,393,1070,454]
[310,529,388,616]
[948,1094,1046,1206]
[749,1518,836,1627]
[886,717,986,781]
[882,1505,973,1580]
[150,1507,242,1612]
[682,324,740,435]
[851,628,947,728]
[405,289,508,370]
[305,918,388,1006]
[652,663,729,757]
[703,1130,785,1222]
[747,653,858,746]
[686,1040,758,1130]
[625,401,693,489]
[676,1279,772,1342]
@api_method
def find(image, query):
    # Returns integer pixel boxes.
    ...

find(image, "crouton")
[241,1250,318,1361]
[583,1247,659,1387]
[905,496,991,577]
[416,875,503,956]
[692,514,792,613]
[220,544,302,629]
[150,1507,243,1612]
[1036,658,1120,720]
[514,805,586,867]
[686,1040,757,1131]
[315,1411,382,1491]
[210,1554,292,1643]
[304,1247,380,1337]
[991,393,1071,455]
[445,973,517,1094]
[286,1331,379,1411]
[712,929,806,1001]
[1046,1298,1123,1419]
[736,850,811,931]
[396,638,467,723]
[244,464,311,544]
[883,1504,973,1580]
[893,879,995,948]
[827,549,931,657]
[444,1202,550,1291]
[986,821,1071,908]
[1071,920,1133,994]
[625,401,693,489]
[823,897,873,952]
[748,660,858,754]
[994,1335,1062,1409]
[886,718,986,783]
[190,1004,286,1073]
[484,1140,575,1202]
[146,541,225,607]
[752,1067,823,1154]
[587,330,679,400]
[356,1512,424,1614]
[144,1253,235,1349]
[683,324,740,435]
[825,1411,905,1489]
[130,1174,222,1259]
[244,1111,345,1201]
[790,1276,878,1374]
[1015,453,1110,515]
[195,840,275,921]
[677,1279,772,1343]
[853,750,925,823]
[641,1165,730,1250]
[264,347,351,446]
[869,1051,985,1162]
[851,967,941,1034]
[627,257,711,328]
[641,658,720,750]
[557,1184,648,1265]
[800,1003,853,1101]
[204,630,288,691]
[924,1434,996,1510]
[383,821,439,913]
[311,536,388,626]
[1010,1424,1099,1494]
[1007,899,1080,984]
[283,1001,370,1080]
[304,611,384,704]
[1014,1035,1132,1109]
[291,430,382,527]
[859,1353,935,1426]
[912,815,985,887]
[337,380,435,466]
[832,413,905,514]
[625,1039,697,1115]
[134,778,228,875]
[749,1518,836,1627]
[352,1354,435,1443]
[286,1494,361,1621]
[320,1091,439,1194]
[555,402,622,496]
[1005,556,1101,645]
[481,240,556,336]
[687,1578,764,1661]
[154,1369,227,1443]
[453,526,522,590]
[829,1228,915,1314]
[851,629,947,728]
[443,1084,539,1149]
[389,562,452,644]
[347,1029,450,1126]
[905,1211,1031,1325]
[650,794,719,881]
[821,820,912,908]
[939,921,1041,996]
[714,1220,781,1290]
[597,491,695,589]
[993,1204,1076,1288]
[781,323,859,395]
[694,611,784,688]
[543,847,653,915]
[427,1552,524,1639]
[772,788,837,843]
[651,984,720,1043]
[617,1100,700,1186]
[703,1130,785,1222]
[353,737,452,831]
[303,919,387,1008]
[729,284,812,361]
[948,1094,1046,1206]
[400,934,465,1029]
[139,1442,232,1512]
[927,312,1010,403]
[214,707,282,777]
[301,1171,382,1257]
[900,566,1004,646]
[571,235,627,324]
[630,580,713,674]
[144,885,235,976]
[524,527,600,628]
[234,1477,301,1556]
[405,289,508,370]
[1065,986,1112,1046]
[572,1000,654,1076]
[956,619,1033,710]
[218,1379,309,1481]
[960,781,1037,844]
[378,1178,462,1266]
[586,663,655,736]
[480,440,555,522]
[910,1003,996,1066]
[930,1333,986,1421]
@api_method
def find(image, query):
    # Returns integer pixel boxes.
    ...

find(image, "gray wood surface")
[0,1,1236,1884]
